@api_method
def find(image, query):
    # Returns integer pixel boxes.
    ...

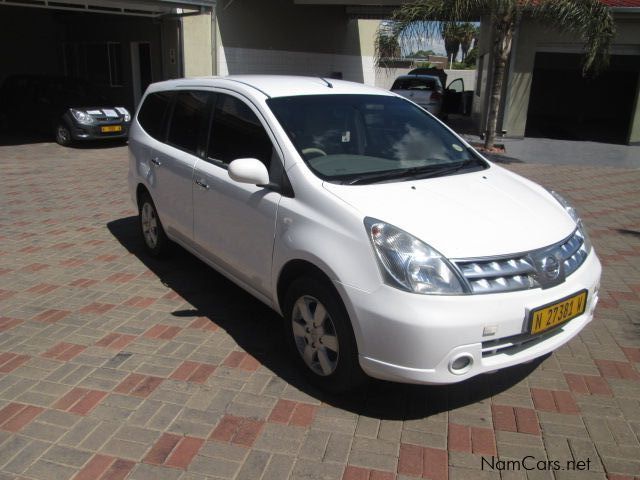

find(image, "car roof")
[394,74,440,81]
[146,75,394,99]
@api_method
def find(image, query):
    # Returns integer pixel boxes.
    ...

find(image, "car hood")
[68,107,129,121]
[71,106,121,111]
[322,165,576,259]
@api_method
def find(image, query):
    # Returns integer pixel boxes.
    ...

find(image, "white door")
[193,92,282,297]
[152,90,211,242]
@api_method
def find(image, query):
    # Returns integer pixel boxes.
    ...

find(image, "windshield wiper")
[345,159,481,185]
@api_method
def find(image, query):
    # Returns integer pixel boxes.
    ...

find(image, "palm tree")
[375,0,615,150]
[376,22,402,64]
[441,23,462,65]
[458,22,478,62]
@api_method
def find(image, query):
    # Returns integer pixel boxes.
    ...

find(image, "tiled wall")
[218,46,370,84]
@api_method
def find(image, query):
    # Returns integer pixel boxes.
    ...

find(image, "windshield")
[267,94,486,184]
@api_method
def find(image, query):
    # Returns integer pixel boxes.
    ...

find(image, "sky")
[382,20,478,60]
[380,20,447,57]
[403,36,447,57]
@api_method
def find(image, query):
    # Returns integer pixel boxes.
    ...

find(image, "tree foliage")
[407,49,437,58]
[441,22,479,63]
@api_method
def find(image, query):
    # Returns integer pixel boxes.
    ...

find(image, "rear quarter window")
[137,91,174,141]
[391,78,438,91]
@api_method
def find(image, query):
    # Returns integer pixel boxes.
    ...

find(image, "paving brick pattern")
[0,142,639,479]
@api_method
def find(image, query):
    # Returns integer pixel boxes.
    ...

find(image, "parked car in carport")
[0,75,131,146]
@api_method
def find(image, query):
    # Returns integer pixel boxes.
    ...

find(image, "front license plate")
[101,125,122,133]
[529,289,588,335]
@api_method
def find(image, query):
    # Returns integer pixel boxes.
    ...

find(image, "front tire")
[138,193,170,257]
[283,276,365,392]
[55,123,72,146]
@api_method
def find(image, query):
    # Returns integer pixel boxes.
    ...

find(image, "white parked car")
[391,74,444,116]
[128,75,601,391]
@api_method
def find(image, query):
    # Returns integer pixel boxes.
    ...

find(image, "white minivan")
[128,75,601,391]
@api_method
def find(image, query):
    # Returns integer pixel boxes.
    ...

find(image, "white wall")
[216,46,368,82]
[182,13,213,77]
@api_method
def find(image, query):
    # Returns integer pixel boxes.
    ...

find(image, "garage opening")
[0,0,213,145]
[525,52,640,144]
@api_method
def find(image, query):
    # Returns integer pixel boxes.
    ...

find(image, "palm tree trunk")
[484,18,515,150]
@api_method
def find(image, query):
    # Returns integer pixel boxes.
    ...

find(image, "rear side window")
[167,91,211,154]
[207,93,273,168]
[391,77,438,91]
[138,91,173,140]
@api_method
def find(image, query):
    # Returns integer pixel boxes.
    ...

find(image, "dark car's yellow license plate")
[529,290,588,335]
[101,125,122,133]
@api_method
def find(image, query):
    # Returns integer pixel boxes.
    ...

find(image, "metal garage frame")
[0,0,214,17]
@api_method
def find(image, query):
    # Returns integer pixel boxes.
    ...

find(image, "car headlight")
[70,109,95,125]
[365,217,465,295]
[116,107,131,122]
[550,190,592,253]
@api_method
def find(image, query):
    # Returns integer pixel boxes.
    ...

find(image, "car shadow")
[107,216,545,420]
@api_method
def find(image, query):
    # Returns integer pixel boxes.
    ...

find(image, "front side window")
[138,91,174,141]
[208,94,273,169]
[167,90,210,154]
[267,94,486,184]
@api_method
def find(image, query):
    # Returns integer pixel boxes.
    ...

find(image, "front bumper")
[341,251,601,384]
[70,122,130,141]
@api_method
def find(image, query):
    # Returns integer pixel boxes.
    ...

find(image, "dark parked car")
[0,75,131,146]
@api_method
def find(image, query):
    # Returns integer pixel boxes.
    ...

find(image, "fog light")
[449,354,474,375]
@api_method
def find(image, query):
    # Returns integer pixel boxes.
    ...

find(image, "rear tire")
[55,123,72,146]
[283,275,366,392]
[138,192,171,257]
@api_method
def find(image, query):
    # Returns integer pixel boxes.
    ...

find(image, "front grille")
[454,229,589,294]
[481,328,564,357]
[93,117,123,123]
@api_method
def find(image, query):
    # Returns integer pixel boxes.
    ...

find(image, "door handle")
[150,157,161,166]
[194,178,210,190]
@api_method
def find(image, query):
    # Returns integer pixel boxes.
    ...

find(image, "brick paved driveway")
[1,142,639,480]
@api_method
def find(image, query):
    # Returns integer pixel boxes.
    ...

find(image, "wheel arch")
[275,258,365,352]
[136,183,151,209]
[276,259,332,315]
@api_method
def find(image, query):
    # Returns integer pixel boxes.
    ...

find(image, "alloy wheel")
[56,125,70,145]
[291,295,340,376]
[141,202,158,249]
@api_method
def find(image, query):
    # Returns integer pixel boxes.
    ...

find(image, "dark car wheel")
[138,192,171,257]
[283,275,366,392]
[55,123,72,146]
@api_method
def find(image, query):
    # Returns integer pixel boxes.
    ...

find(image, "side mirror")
[228,158,269,186]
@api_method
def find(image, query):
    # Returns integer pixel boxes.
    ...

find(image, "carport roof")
[0,0,215,16]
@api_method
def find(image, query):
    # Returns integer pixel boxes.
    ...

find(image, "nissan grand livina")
[128,75,601,391]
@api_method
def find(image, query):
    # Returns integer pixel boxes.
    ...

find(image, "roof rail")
[225,79,272,99]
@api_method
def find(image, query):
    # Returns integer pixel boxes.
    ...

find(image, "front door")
[193,92,282,298]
